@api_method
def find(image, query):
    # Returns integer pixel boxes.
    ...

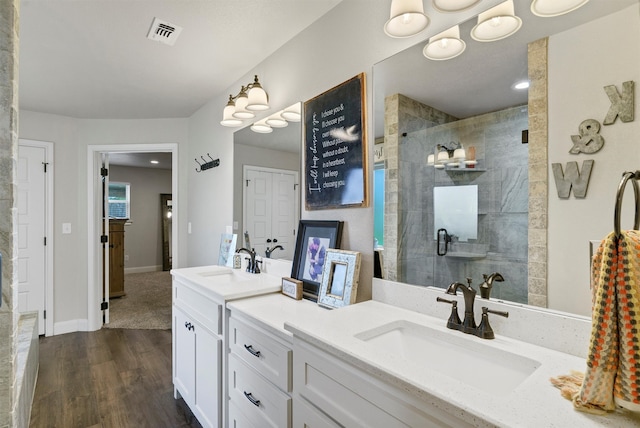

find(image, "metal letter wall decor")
[603,80,634,125]
[553,81,635,199]
[552,160,594,199]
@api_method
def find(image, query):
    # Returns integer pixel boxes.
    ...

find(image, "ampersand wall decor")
[569,119,605,154]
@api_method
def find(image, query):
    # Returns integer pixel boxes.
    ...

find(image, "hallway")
[30,329,201,428]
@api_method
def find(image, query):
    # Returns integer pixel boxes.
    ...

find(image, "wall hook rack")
[195,153,220,172]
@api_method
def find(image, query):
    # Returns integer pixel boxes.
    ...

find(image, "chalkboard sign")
[304,73,368,210]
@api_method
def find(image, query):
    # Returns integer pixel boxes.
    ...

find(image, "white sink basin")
[354,320,540,396]
[197,266,233,277]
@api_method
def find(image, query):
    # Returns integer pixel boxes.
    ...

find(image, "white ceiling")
[19,0,342,119]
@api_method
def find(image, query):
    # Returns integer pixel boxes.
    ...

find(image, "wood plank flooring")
[30,329,202,428]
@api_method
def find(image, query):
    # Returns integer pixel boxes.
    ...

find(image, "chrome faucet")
[445,278,477,334]
[236,247,261,274]
[265,245,284,259]
[479,272,504,299]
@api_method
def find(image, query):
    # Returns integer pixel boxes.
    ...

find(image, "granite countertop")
[170,265,282,303]
[283,300,640,428]
[227,293,330,344]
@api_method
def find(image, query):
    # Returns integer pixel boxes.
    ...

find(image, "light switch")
[188,222,192,234]
[62,223,71,234]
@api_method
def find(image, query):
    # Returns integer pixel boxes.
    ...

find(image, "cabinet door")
[194,326,222,428]
[173,307,196,405]
[294,397,341,428]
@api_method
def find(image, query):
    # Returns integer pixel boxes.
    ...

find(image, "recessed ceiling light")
[514,81,530,90]
[150,160,159,164]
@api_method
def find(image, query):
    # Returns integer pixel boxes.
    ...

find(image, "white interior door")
[271,172,296,260]
[245,169,272,258]
[17,145,46,334]
[244,166,298,260]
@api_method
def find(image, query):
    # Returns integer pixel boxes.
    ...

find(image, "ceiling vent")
[147,17,182,46]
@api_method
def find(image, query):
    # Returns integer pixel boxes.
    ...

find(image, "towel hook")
[614,171,640,237]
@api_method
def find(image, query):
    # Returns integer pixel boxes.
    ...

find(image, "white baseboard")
[54,318,90,335]
[124,265,163,274]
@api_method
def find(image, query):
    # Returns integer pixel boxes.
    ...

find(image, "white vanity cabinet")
[172,277,223,428]
[292,338,474,428]
[227,314,293,428]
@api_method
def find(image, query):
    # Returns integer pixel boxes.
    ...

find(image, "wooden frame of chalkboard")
[303,73,369,210]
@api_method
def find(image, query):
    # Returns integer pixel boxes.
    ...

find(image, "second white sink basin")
[355,320,540,396]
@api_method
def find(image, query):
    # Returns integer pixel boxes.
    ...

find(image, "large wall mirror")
[373,0,640,317]
[233,112,302,261]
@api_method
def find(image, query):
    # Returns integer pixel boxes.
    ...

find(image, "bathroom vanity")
[172,265,640,427]
[171,263,283,428]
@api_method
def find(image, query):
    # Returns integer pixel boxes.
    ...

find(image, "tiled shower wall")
[386,94,529,303]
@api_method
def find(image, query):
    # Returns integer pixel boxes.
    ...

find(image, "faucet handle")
[466,277,474,289]
[476,307,509,339]
[436,297,462,331]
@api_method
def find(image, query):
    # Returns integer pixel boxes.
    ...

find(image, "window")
[109,182,130,219]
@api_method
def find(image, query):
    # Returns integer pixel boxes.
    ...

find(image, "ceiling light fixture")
[384,0,430,38]
[432,0,481,13]
[423,25,466,61]
[514,80,530,90]
[470,0,522,42]
[530,0,589,17]
[150,160,159,164]
[220,75,269,127]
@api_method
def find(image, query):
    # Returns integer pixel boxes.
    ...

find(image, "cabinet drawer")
[228,402,257,428]
[228,353,291,428]
[229,316,292,392]
[173,279,222,335]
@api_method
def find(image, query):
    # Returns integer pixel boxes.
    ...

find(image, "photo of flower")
[302,237,330,281]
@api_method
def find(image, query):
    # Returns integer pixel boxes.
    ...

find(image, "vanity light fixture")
[265,111,289,128]
[250,118,273,134]
[384,0,430,38]
[432,0,481,13]
[530,0,589,17]
[428,142,467,168]
[423,25,466,61]
[220,75,269,127]
[470,0,522,42]
[281,102,302,122]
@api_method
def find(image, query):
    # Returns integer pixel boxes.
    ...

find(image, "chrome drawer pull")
[243,391,260,407]
[244,344,261,358]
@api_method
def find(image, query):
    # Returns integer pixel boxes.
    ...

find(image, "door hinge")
[246,179,250,187]
[44,236,47,246]
[42,162,49,173]
[100,235,108,244]
[43,310,46,320]
[100,167,109,177]
[101,301,108,310]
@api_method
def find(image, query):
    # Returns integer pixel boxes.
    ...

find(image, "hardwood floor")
[30,329,202,428]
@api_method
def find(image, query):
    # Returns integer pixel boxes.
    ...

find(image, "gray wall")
[110,165,172,271]
[396,102,529,302]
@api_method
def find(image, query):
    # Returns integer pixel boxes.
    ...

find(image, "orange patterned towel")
[574,230,640,413]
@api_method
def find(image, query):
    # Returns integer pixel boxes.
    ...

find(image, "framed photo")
[291,220,344,300]
[303,73,369,210]
[318,249,361,309]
